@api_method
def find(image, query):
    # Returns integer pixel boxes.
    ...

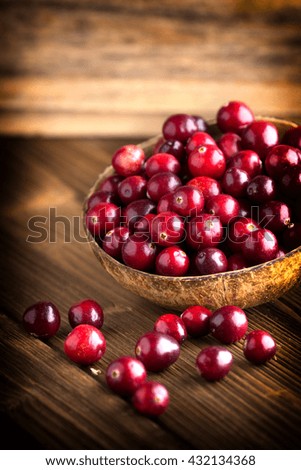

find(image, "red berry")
[206,194,240,225]
[156,246,190,276]
[122,234,158,271]
[158,139,185,161]
[242,229,278,264]
[227,217,259,253]
[282,223,301,251]
[217,101,254,134]
[163,113,198,142]
[227,150,262,178]
[188,145,226,179]
[145,153,181,177]
[98,174,124,196]
[227,253,248,271]
[123,198,156,231]
[193,115,208,132]
[132,382,169,416]
[246,175,277,204]
[150,211,185,246]
[181,305,212,337]
[243,330,277,364]
[259,200,291,233]
[210,305,248,344]
[265,144,301,179]
[171,185,204,217]
[221,167,250,198]
[135,331,180,372]
[23,301,60,339]
[216,132,242,159]
[187,214,223,250]
[112,145,145,176]
[87,190,118,209]
[86,202,120,238]
[64,325,106,365]
[157,192,174,213]
[237,199,252,218]
[134,213,155,234]
[196,346,233,381]
[282,125,301,149]
[118,175,147,205]
[186,131,216,154]
[195,248,228,275]
[241,120,279,159]
[102,226,130,259]
[68,299,104,329]
[279,166,301,198]
[106,356,147,396]
[154,313,187,344]
[187,176,221,200]
[147,172,182,202]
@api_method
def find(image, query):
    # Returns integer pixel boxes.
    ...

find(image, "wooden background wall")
[0,0,300,137]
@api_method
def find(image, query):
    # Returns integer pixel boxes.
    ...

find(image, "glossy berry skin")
[156,246,190,276]
[181,305,212,337]
[282,223,301,251]
[98,174,124,196]
[102,226,130,259]
[241,120,279,159]
[206,194,240,225]
[210,305,248,344]
[227,253,248,271]
[282,125,301,149]
[135,332,180,372]
[259,200,291,233]
[157,192,174,213]
[132,382,169,416]
[64,325,106,365]
[243,330,277,364]
[162,113,198,143]
[242,229,278,264]
[227,217,259,253]
[147,172,182,202]
[216,132,242,159]
[279,166,301,198]
[188,145,226,179]
[112,145,145,176]
[122,234,158,271]
[106,356,147,396]
[154,313,187,344]
[171,185,204,217]
[265,145,301,179]
[87,190,118,209]
[187,176,221,200]
[23,301,60,339]
[186,131,216,154]
[86,202,120,238]
[246,175,277,204]
[195,248,228,275]
[193,115,208,132]
[150,211,185,246]
[123,198,156,230]
[118,175,147,205]
[221,167,250,198]
[227,150,262,178]
[237,199,252,218]
[158,139,186,161]
[187,214,223,250]
[145,153,181,177]
[217,101,254,134]
[134,213,155,234]
[68,299,104,329]
[196,346,233,381]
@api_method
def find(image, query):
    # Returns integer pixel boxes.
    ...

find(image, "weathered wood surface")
[0,136,301,449]
[0,0,301,136]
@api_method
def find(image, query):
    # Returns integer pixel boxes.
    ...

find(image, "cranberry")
[147,172,181,202]
[135,331,180,372]
[196,346,233,381]
[157,192,174,213]
[221,167,250,198]
[86,202,120,238]
[134,213,155,234]
[216,132,242,159]
[123,198,156,230]
[118,175,147,205]
[186,132,216,154]
[64,324,106,365]
[195,248,228,275]
[227,217,259,252]
[156,246,190,276]
[243,330,277,364]
[265,145,301,179]
[217,101,254,134]
[259,200,291,233]
[193,115,208,132]
[246,175,277,204]
[112,145,145,176]
[102,226,130,259]
[241,120,279,159]
[279,166,301,198]
[106,356,147,396]
[242,229,278,264]
[187,176,221,200]
[145,153,181,177]
[210,305,248,344]
[171,185,204,217]
[188,145,226,179]
[122,234,158,271]
[87,190,118,209]
[98,174,123,195]
[153,136,165,154]
[158,139,186,161]
[68,299,104,329]
[227,253,248,271]
[237,199,252,218]
[181,305,212,337]
[187,214,223,250]
[227,150,262,178]
[282,125,301,149]
[282,223,301,251]
[154,313,187,344]
[206,194,240,225]
[150,211,185,246]
[276,247,287,258]
[162,113,198,143]
[132,382,169,416]
[23,301,60,339]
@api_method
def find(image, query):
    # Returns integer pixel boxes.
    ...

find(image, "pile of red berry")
[85,101,301,276]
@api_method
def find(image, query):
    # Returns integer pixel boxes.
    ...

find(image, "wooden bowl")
[83,118,301,311]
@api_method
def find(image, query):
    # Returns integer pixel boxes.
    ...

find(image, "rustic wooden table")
[0,136,301,450]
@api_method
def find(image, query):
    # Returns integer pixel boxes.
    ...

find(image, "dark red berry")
[193,115,208,132]
[122,234,158,271]
[282,125,301,149]
[227,253,248,271]
[132,382,169,416]
[106,356,147,396]
[282,223,301,251]
[237,199,252,218]
[279,166,301,198]
[147,172,181,202]
[187,214,223,250]
[221,167,250,198]
[243,330,276,364]
[118,175,147,205]
[86,202,120,238]
[154,313,187,344]
[163,113,198,143]
[216,132,242,159]
[145,153,181,177]
[87,190,118,209]
[195,248,228,275]
[210,305,248,344]
[68,299,104,329]
[206,194,240,225]
[23,301,60,339]
[217,101,254,134]
[171,185,204,217]
[228,150,262,178]
[186,131,216,154]
[188,145,226,179]
[112,145,145,176]
[102,226,130,259]
[265,144,301,180]
[227,217,259,252]
[158,139,185,161]
[150,211,185,246]
[98,174,124,196]
[157,192,174,213]
[156,246,190,276]
[241,120,279,159]
[181,305,212,337]
[246,175,277,204]
[123,198,156,230]
[135,331,180,372]
[64,324,106,365]
[259,200,291,233]
[187,176,221,200]
[134,213,155,234]
[196,346,233,381]
[242,229,278,264]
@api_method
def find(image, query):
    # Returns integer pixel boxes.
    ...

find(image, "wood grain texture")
[0,135,301,449]
[0,0,300,136]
